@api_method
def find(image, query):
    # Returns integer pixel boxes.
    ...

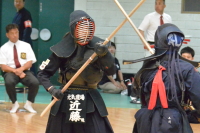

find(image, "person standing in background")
[13,0,32,47]
[13,0,37,80]
[138,0,172,57]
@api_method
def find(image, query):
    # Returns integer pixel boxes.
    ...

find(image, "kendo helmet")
[123,23,185,63]
[154,23,184,56]
[69,10,95,46]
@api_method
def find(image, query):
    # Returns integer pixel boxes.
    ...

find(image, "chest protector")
[59,45,103,88]
[51,33,109,88]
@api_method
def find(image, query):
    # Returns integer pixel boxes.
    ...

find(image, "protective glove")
[94,41,108,57]
[187,110,200,123]
[48,86,64,100]
[191,110,200,117]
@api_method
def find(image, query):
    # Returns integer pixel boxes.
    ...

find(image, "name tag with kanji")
[66,90,87,123]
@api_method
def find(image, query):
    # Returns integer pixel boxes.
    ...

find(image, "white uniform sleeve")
[0,47,7,65]
[164,13,172,23]
[138,14,150,31]
[169,15,172,23]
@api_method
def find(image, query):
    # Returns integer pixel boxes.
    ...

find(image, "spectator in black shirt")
[98,42,127,93]
[13,0,36,90]
[13,0,32,47]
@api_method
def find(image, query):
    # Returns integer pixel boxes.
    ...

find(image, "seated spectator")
[180,46,199,72]
[98,42,127,94]
[0,24,39,113]
[180,46,194,61]
[180,46,200,123]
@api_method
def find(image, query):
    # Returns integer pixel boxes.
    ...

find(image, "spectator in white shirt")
[0,24,39,113]
[138,0,172,57]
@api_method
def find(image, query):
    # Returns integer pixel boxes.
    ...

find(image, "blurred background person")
[180,46,195,61]
[98,42,127,94]
[138,0,172,57]
[13,0,36,90]
[180,46,200,123]
[0,24,39,113]
[13,0,32,47]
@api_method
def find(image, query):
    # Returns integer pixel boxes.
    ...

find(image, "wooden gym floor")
[0,86,199,133]
[0,103,199,133]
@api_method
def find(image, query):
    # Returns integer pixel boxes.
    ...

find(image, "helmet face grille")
[75,18,95,45]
